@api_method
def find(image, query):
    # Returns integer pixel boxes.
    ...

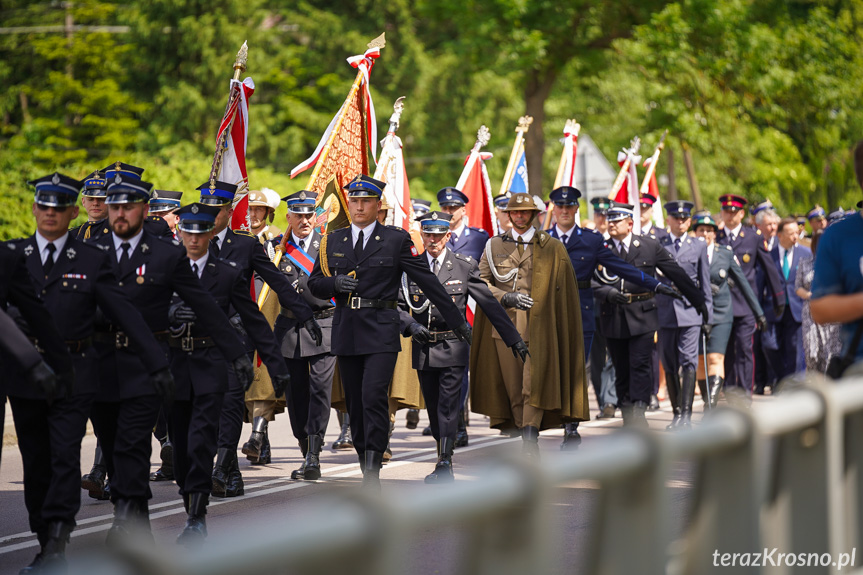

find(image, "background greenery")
[1,0,861,238]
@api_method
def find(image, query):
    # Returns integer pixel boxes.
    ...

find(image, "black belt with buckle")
[339,297,398,310]
[94,330,170,349]
[623,292,655,304]
[169,336,216,352]
[281,307,335,320]
[28,337,93,354]
[428,330,458,343]
[577,280,592,289]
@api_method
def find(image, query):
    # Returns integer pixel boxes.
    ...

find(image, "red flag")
[211,78,255,232]
[457,148,496,237]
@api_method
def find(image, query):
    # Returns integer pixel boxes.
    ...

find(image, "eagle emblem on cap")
[517,196,524,203]
[152,191,159,199]
[299,191,306,201]
[446,193,452,200]
[52,173,60,185]
[114,174,123,184]
[115,161,122,170]
[191,205,199,214]
[432,212,438,220]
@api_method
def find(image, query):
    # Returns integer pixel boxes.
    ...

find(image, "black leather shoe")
[105,499,137,547]
[424,438,455,484]
[648,394,661,411]
[363,451,383,490]
[303,435,323,481]
[253,434,271,465]
[560,423,581,450]
[708,375,724,408]
[421,425,432,436]
[331,414,353,450]
[405,409,420,429]
[19,553,47,575]
[242,417,267,462]
[225,458,245,497]
[82,445,109,499]
[631,401,649,429]
[454,410,469,448]
[291,440,308,480]
[176,493,208,547]
[211,448,231,498]
[20,521,71,574]
[149,467,174,482]
[521,426,540,458]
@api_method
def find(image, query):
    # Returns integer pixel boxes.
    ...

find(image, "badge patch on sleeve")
[410,245,419,257]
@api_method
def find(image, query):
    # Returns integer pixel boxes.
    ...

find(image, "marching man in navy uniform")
[168,203,290,546]
[547,186,679,445]
[399,211,526,482]
[594,202,707,427]
[269,190,339,482]
[71,171,110,241]
[7,172,173,570]
[309,174,471,489]
[88,174,253,544]
[198,180,319,498]
[656,200,713,428]
[716,194,784,398]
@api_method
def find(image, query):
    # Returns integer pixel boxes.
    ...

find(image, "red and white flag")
[375,100,413,231]
[611,148,642,235]
[212,77,255,231]
[456,141,496,237]
[559,121,580,188]
[642,156,664,230]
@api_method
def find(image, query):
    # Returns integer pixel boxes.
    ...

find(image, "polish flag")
[213,77,255,232]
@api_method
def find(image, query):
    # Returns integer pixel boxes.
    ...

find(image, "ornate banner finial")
[629,136,641,155]
[564,119,580,134]
[368,33,386,50]
[516,115,534,133]
[388,96,405,132]
[476,125,491,148]
[234,41,248,74]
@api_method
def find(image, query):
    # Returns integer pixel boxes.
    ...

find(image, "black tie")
[354,230,365,260]
[432,259,439,275]
[192,262,200,277]
[619,242,628,259]
[561,234,569,245]
[674,237,681,253]
[43,243,56,277]
[119,242,131,276]
[299,239,305,251]
[210,237,220,257]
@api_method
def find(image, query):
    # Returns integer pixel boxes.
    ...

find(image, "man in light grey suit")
[656,201,713,428]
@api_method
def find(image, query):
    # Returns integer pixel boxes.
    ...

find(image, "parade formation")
[0,37,858,574]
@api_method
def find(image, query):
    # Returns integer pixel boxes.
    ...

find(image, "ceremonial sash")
[284,240,336,306]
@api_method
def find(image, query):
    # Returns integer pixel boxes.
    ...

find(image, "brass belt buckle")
[181,335,194,352]
[349,297,361,309]
[624,294,634,304]
[115,332,129,349]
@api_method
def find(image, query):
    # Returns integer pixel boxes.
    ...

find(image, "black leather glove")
[56,370,75,400]
[169,303,197,323]
[774,303,786,319]
[756,315,768,331]
[304,317,323,346]
[26,361,57,400]
[655,283,682,299]
[406,322,431,345]
[501,292,534,310]
[511,340,530,362]
[229,314,248,338]
[334,274,358,294]
[453,322,472,345]
[149,367,175,407]
[232,355,255,392]
[271,372,290,397]
[696,304,709,319]
[701,323,712,338]
[608,289,629,305]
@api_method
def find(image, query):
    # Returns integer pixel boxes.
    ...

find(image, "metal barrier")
[79,371,863,575]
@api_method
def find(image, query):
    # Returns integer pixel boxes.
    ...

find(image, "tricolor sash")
[284,240,336,306]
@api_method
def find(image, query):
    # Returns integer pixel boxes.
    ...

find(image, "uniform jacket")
[308,222,464,356]
[446,225,489,261]
[657,235,713,327]
[764,244,812,323]
[399,248,520,369]
[4,234,169,399]
[91,230,244,400]
[548,225,660,332]
[717,225,784,318]
[708,244,763,325]
[472,230,588,429]
[74,216,172,242]
[170,256,287,400]
[271,232,334,358]
[642,222,669,242]
[594,235,705,338]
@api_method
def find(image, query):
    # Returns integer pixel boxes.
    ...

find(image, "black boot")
[698,379,710,412]
[421,425,433,436]
[665,372,681,430]
[405,409,420,430]
[454,410,469,448]
[254,432,271,465]
[332,412,353,450]
[631,401,649,429]
[424,438,455,484]
[679,369,696,428]
[242,417,267,462]
[149,438,174,482]
[211,448,231,498]
[560,422,582,450]
[176,493,208,547]
[383,419,394,463]
[105,498,137,547]
[363,451,383,490]
[648,394,661,411]
[708,375,724,408]
[620,404,634,426]
[521,426,540,458]
[19,521,72,574]
[225,452,245,497]
[303,435,323,481]
[291,439,308,480]
[81,445,110,501]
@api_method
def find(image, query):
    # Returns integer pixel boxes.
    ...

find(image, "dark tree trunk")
[524,68,558,198]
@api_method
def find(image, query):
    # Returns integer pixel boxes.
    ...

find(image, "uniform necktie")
[299,239,305,251]
[210,237,220,257]
[561,233,569,245]
[517,237,525,255]
[782,250,790,280]
[192,262,200,278]
[674,237,681,253]
[355,230,365,260]
[119,242,131,276]
[432,259,439,275]
[43,243,56,277]
[619,242,628,259]
[451,232,458,244]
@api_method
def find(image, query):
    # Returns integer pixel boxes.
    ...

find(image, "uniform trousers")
[590,310,618,409]
[217,355,251,451]
[724,315,757,393]
[607,332,655,405]
[170,392,223,496]
[285,353,337,442]
[418,364,464,441]
[658,326,700,375]
[338,352,399,454]
[9,393,95,534]
[493,339,542,429]
[90,394,162,501]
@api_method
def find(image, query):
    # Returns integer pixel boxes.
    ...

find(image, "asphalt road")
[0,394,717,575]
